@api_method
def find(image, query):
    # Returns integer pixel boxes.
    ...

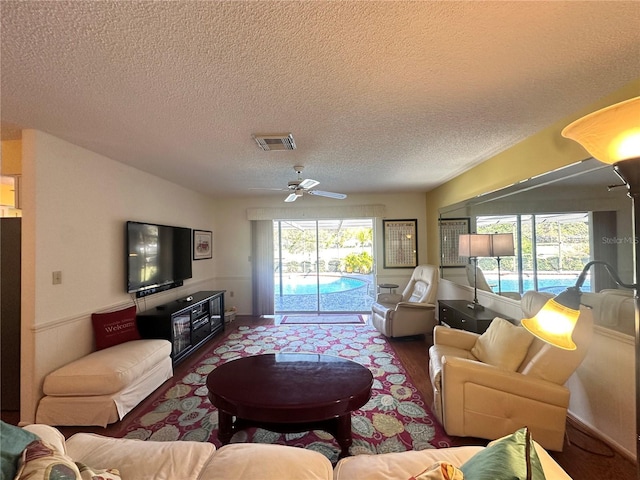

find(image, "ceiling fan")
[255,166,347,203]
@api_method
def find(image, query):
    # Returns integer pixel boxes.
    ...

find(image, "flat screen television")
[126,221,193,297]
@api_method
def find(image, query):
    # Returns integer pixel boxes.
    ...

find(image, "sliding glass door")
[274,219,374,313]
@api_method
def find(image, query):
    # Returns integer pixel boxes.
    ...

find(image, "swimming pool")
[485,275,591,295]
[275,275,367,295]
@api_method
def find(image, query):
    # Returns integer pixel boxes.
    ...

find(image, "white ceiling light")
[252,133,296,151]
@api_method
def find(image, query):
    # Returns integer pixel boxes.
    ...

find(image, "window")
[476,213,590,295]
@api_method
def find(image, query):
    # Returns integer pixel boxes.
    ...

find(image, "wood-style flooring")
[3,315,637,479]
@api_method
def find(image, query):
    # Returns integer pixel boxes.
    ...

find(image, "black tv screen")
[126,221,192,296]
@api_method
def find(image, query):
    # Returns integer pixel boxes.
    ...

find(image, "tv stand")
[137,290,225,365]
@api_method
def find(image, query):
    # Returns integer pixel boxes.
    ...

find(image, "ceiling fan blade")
[308,190,347,199]
[284,192,300,202]
[249,187,287,191]
[299,178,319,190]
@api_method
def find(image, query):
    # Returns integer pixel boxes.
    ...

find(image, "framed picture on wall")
[383,219,418,268]
[193,230,212,260]
[439,217,470,267]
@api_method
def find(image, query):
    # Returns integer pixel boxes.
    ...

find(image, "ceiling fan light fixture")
[252,133,296,151]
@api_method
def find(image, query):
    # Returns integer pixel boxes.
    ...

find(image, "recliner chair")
[371,265,438,338]
[428,290,593,451]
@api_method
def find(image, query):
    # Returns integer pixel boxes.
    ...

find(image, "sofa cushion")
[0,421,38,480]
[43,339,171,396]
[471,317,534,371]
[66,432,217,480]
[460,427,545,480]
[92,305,141,350]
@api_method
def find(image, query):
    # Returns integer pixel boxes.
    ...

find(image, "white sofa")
[16,424,573,480]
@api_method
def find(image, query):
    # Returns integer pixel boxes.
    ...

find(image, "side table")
[438,299,513,334]
[378,283,399,294]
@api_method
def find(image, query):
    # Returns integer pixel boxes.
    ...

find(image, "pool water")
[275,275,367,295]
[486,276,591,295]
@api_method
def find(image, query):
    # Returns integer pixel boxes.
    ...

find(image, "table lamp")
[458,233,491,310]
[490,233,515,295]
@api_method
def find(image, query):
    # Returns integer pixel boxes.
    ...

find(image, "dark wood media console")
[137,290,225,365]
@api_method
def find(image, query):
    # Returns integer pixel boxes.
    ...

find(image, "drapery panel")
[251,220,274,316]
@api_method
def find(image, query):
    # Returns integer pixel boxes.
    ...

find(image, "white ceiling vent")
[252,133,296,151]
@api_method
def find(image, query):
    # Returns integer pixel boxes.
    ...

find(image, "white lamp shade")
[562,96,640,164]
[490,233,515,257]
[458,234,491,258]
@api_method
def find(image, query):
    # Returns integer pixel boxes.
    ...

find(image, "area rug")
[279,314,365,324]
[120,324,451,462]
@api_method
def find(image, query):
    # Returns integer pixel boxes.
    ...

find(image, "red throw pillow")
[91,305,141,350]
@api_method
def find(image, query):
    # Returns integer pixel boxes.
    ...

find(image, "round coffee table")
[206,352,373,457]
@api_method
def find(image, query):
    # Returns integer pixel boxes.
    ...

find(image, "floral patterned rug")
[121,324,451,463]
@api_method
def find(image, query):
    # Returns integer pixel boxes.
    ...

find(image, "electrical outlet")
[230,291,234,297]
[52,271,62,285]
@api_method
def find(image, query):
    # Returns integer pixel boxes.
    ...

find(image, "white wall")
[21,130,217,423]
[437,278,636,460]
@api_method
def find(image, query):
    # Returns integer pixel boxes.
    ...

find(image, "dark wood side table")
[206,352,373,458]
[438,299,513,334]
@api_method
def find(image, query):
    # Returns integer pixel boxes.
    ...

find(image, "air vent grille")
[252,133,296,151]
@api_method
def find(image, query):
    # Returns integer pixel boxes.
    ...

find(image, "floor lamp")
[521,96,640,476]
[458,233,491,310]
[490,233,515,295]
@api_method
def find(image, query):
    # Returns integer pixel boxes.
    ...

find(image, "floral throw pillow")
[15,440,121,480]
[409,461,465,480]
[76,462,121,480]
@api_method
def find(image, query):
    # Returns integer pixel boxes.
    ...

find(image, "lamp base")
[467,301,485,311]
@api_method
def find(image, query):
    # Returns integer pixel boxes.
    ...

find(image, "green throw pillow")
[0,420,39,479]
[460,427,547,480]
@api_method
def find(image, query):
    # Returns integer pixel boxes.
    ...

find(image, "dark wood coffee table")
[206,352,373,457]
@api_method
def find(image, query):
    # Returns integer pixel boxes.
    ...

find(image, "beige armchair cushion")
[470,317,534,371]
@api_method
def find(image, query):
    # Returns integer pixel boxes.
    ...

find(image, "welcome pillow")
[92,305,140,350]
[471,317,534,371]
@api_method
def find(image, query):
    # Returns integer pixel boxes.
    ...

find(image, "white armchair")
[371,265,438,338]
[428,290,593,451]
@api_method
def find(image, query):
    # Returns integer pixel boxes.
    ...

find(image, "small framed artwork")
[383,219,418,268]
[193,230,212,260]
[439,217,470,268]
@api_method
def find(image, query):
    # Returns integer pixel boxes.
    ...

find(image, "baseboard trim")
[566,412,636,463]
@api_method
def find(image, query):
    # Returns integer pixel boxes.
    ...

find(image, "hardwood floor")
[4,316,636,479]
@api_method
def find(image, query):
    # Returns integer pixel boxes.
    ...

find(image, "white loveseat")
[36,339,172,427]
[13,424,573,480]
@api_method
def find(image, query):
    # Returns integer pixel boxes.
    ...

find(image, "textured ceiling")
[1,1,639,200]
